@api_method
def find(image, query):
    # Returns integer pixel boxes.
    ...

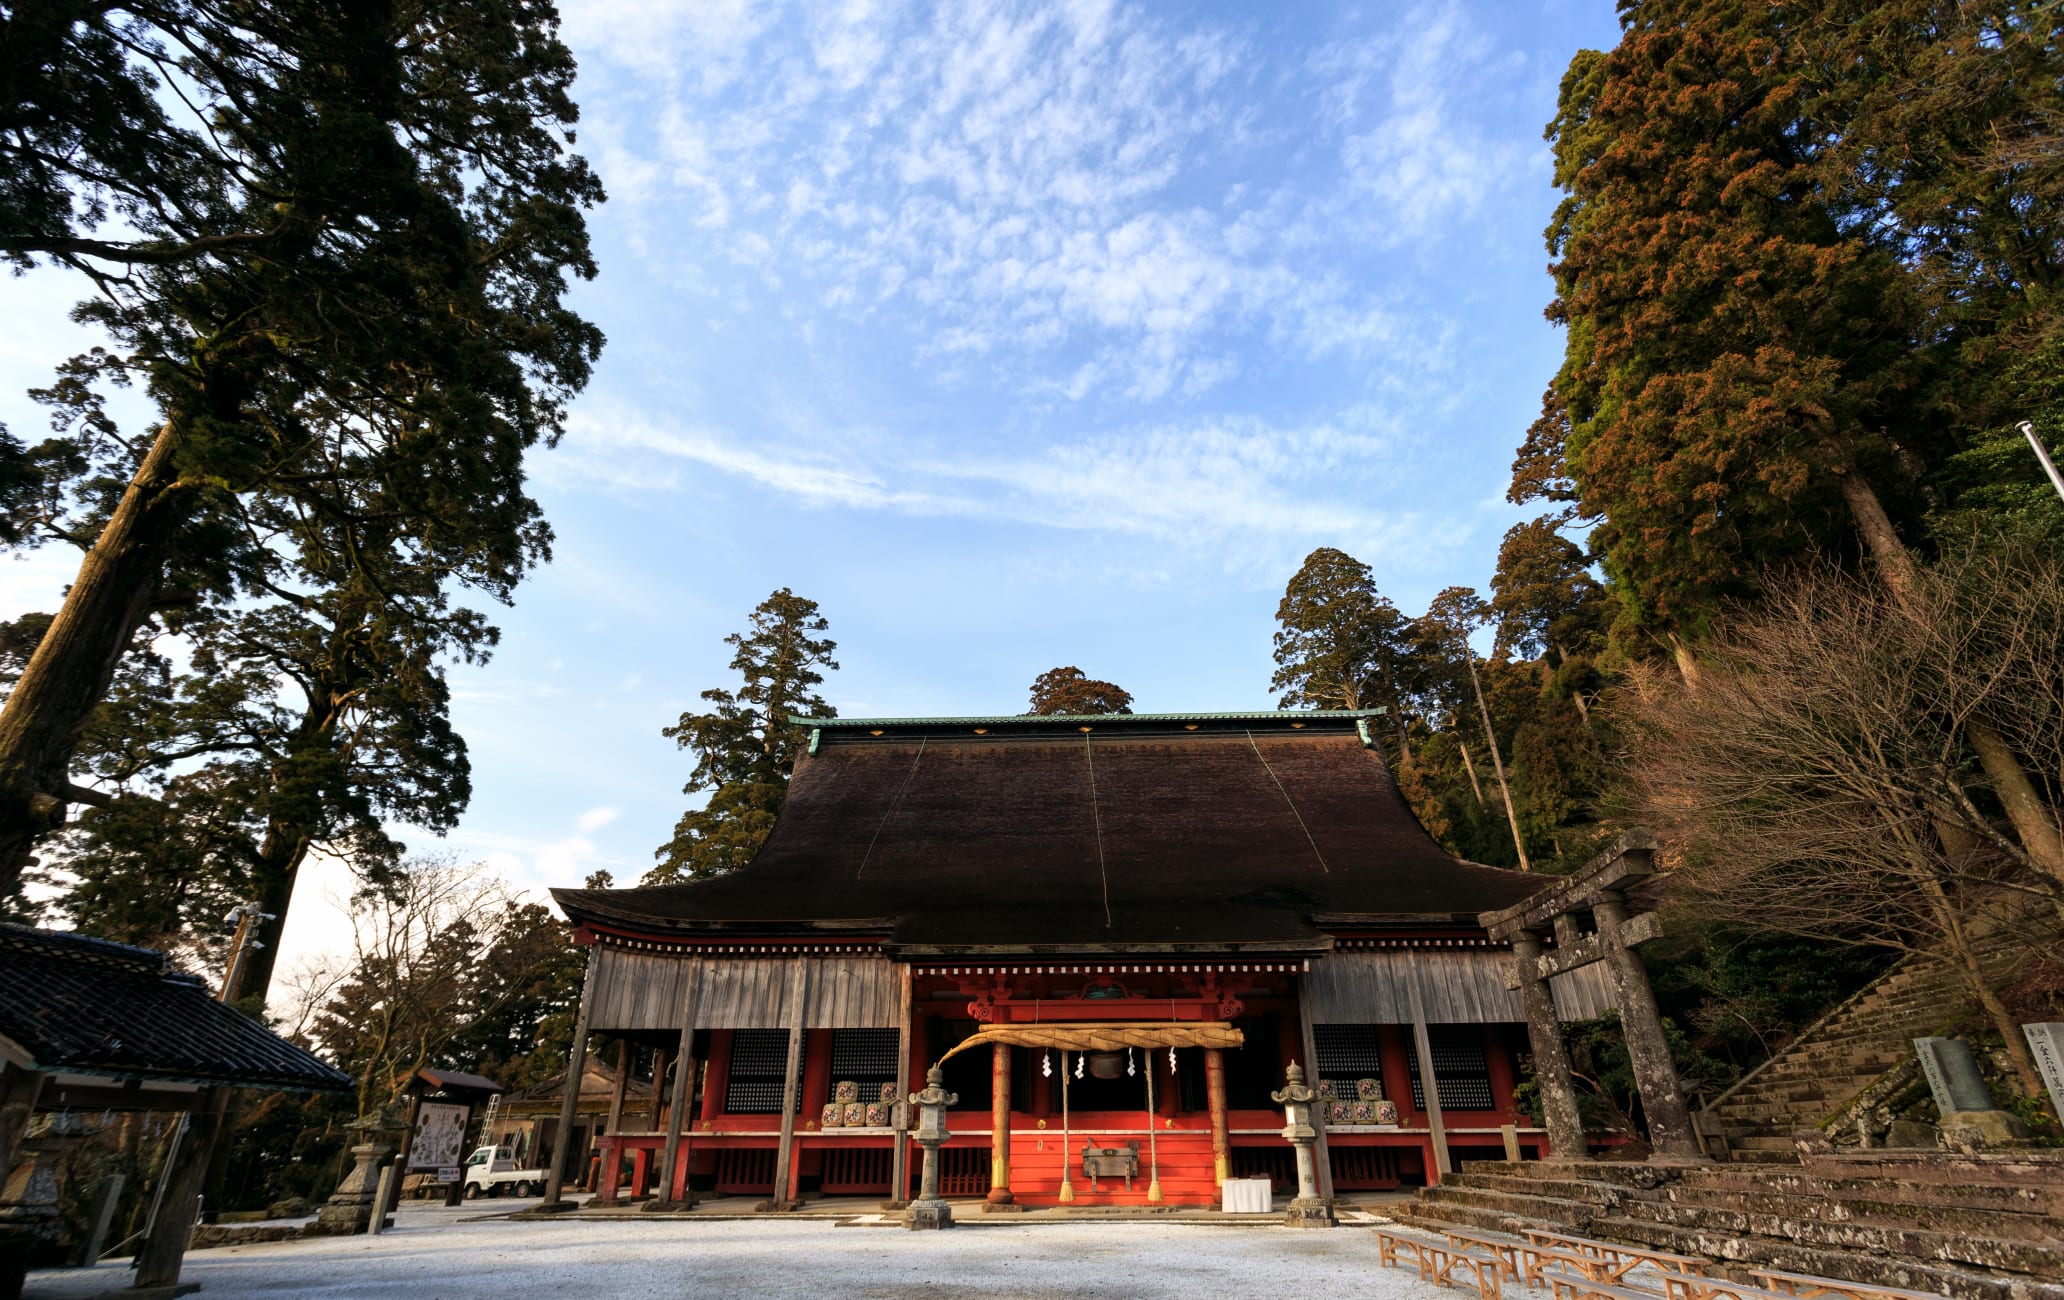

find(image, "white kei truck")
[461,1146,549,1199]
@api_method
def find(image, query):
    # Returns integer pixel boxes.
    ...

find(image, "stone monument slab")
[1913,1037,1995,1115]
[2025,1023,2064,1120]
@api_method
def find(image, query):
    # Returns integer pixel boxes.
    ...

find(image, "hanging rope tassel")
[1144,1050,1162,1203]
[1058,1051,1075,1203]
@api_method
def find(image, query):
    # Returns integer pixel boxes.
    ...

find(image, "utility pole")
[2020,421,2064,504]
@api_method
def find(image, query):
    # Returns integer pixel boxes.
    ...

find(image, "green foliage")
[1527,0,1930,645]
[1026,667,1133,715]
[1525,0,2064,649]
[0,0,603,892]
[1270,548,1410,714]
[1268,550,1619,873]
[650,589,838,883]
[1490,517,1607,664]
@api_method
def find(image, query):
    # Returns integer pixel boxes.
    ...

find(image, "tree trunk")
[227,826,313,1005]
[0,419,196,890]
[1455,729,1486,805]
[1834,468,2064,886]
[1463,645,1532,872]
[1921,877,2049,1108]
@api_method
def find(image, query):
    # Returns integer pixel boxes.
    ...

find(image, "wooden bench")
[1527,1245,1627,1289]
[1554,1279,1789,1300]
[1657,1281,1791,1300]
[1375,1227,1439,1280]
[1443,1228,1529,1285]
[1522,1228,1713,1285]
[1747,1269,1947,1300]
[1417,1240,1507,1299]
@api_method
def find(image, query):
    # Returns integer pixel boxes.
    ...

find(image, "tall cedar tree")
[29,577,480,999]
[0,1,603,889]
[1270,547,1413,757]
[1026,667,1133,716]
[651,589,837,883]
[1521,1,1927,646]
[1528,0,2064,880]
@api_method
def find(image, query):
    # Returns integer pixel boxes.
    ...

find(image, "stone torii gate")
[1479,828,1703,1161]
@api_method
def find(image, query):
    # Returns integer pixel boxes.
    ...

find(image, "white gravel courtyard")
[26,1209,1462,1299]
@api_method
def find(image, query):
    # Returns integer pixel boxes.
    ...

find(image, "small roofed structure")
[0,924,349,1296]
[546,711,1640,1216]
[481,1059,653,1192]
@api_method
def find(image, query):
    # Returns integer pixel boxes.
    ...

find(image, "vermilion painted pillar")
[987,1042,1013,1204]
[596,1137,623,1203]
[1205,1048,1230,1186]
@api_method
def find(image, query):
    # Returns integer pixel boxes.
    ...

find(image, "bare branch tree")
[1616,549,2064,1104]
[312,858,559,1120]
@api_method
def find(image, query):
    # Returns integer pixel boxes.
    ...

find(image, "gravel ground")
[26,1206,1461,1299]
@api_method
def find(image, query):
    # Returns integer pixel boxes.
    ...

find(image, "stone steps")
[1617,1198,2064,1274]
[1589,1213,2064,1300]
[1388,1204,1539,1237]
[1416,1184,1602,1224]
[1698,956,1978,1155]
[1439,1172,1623,1202]
[1394,1156,2064,1300]
[1649,1186,2062,1247]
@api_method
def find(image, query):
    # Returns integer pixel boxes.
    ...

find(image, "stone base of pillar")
[641,1197,698,1212]
[753,1198,804,1212]
[1283,1198,1336,1228]
[1940,1109,2035,1151]
[527,1199,582,1214]
[905,1199,953,1230]
[981,1200,1028,1212]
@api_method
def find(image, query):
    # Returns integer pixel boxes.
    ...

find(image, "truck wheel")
[464,1183,480,1201]
[513,1181,533,1198]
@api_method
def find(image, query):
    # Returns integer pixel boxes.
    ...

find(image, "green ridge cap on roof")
[789,708,1389,727]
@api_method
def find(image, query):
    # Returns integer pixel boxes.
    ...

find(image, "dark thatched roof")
[0,925,351,1092]
[556,712,1545,955]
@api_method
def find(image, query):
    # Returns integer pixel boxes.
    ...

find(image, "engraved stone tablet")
[2024,1023,2064,1121]
[1913,1036,1995,1115]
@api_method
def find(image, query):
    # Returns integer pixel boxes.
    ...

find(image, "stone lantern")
[1271,1062,1334,1228]
[312,1108,404,1236]
[0,1111,90,1263]
[905,1066,958,1230]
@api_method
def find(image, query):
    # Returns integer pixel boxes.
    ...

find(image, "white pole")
[2020,422,2064,503]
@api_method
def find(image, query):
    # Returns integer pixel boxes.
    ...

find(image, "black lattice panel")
[831,1028,898,1079]
[1313,1023,1384,1093]
[1405,1026,1495,1111]
[725,1029,805,1114]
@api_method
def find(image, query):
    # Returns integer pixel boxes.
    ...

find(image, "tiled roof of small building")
[0,924,351,1092]
[555,712,1546,954]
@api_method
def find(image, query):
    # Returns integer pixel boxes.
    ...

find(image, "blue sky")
[0,0,1620,981]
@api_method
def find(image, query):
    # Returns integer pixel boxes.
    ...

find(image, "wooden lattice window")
[1313,1023,1384,1094]
[831,1028,899,1100]
[724,1029,804,1114]
[1405,1025,1495,1111]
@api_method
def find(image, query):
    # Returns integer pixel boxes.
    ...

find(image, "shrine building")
[545,710,1615,1209]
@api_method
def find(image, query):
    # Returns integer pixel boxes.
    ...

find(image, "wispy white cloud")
[551,401,1467,580]
[561,0,1516,401]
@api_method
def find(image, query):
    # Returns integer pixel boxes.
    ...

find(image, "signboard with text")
[408,1101,471,1172]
